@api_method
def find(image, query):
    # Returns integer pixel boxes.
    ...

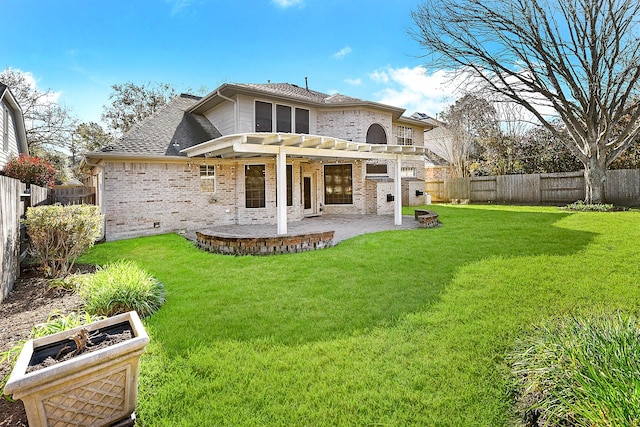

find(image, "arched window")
[366,123,387,144]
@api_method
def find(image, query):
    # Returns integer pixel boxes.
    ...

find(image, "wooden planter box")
[3,311,149,427]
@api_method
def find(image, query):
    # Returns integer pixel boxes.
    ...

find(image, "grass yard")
[79,205,640,426]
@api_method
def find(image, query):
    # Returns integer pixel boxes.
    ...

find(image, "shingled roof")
[234,83,364,105]
[100,94,221,156]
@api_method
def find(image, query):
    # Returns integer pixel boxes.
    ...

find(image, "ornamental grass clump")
[509,313,640,427]
[24,204,103,278]
[79,260,165,318]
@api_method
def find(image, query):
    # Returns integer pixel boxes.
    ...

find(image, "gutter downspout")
[81,157,107,241]
[217,90,238,133]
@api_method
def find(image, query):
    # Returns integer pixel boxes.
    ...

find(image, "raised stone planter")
[3,311,149,427]
[196,230,335,255]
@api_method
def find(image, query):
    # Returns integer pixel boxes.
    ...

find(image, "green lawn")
[79,205,640,426]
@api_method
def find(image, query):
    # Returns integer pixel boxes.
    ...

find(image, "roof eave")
[82,152,191,163]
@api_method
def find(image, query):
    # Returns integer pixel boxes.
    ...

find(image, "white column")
[276,147,288,235]
[394,156,402,226]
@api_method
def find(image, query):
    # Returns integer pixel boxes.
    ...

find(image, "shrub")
[1,154,56,188]
[509,313,640,427]
[24,204,103,278]
[563,200,618,212]
[78,260,166,318]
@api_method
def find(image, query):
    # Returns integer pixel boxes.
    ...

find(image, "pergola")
[182,132,426,235]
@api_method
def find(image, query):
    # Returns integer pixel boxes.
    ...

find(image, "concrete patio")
[183,214,422,245]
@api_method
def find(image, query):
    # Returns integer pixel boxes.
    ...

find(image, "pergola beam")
[181,132,425,162]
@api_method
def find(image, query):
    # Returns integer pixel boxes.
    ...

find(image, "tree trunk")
[583,156,607,204]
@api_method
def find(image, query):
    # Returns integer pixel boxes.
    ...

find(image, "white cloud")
[272,0,304,8]
[369,70,389,84]
[345,78,362,86]
[165,0,204,15]
[370,66,461,116]
[333,46,352,60]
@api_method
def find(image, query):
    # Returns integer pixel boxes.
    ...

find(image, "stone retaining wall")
[196,230,335,255]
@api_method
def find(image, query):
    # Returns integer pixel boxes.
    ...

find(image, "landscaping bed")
[0,267,87,426]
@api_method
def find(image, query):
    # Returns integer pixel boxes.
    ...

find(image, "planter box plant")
[3,311,149,427]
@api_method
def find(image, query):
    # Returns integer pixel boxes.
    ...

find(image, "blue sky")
[3,0,456,126]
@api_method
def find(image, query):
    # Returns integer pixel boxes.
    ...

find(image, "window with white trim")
[245,164,266,208]
[396,126,414,145]
[401,167,417,178]
[255,101,272,132]
[324,164,353,204]
[200,164,216,192]
[255,101,310,134]
[366,163,388,175]
[277,104,292,132]
[295,108,310,134]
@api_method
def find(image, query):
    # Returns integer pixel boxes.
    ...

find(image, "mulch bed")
[0,266,91,426]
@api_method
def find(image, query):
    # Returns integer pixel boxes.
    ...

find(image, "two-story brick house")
[83,83,434,241]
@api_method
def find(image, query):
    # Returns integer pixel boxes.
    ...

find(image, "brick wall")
[102,157,425,240]
[316,109,393,143]
[402,179,426,206]
[102,159,317,240]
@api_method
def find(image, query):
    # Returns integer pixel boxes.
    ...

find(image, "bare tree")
[0,68,77,152]
[412,0,640,203]
[433,94,498,177]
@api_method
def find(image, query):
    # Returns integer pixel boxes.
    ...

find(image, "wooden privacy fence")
[0,176,50,303]
[52,186,96,205]
[425,169,640,206]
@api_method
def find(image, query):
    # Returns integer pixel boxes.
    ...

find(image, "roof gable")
[0,83,29,156]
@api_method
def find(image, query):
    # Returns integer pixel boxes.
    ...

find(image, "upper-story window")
[277,104,292,132]
[255,101,310,134]
[397,126,414,145]
[255,101,272,132]
[295,108,310,134]
[366,123,387,144]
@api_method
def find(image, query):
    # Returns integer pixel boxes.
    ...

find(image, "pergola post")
[276,147,288,235]
[394,155,402,226]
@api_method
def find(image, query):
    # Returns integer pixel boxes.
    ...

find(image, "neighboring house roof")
[189,82,414,121]
[0,83,29,156]
[99,94,221,157]
[410,112,443,128]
